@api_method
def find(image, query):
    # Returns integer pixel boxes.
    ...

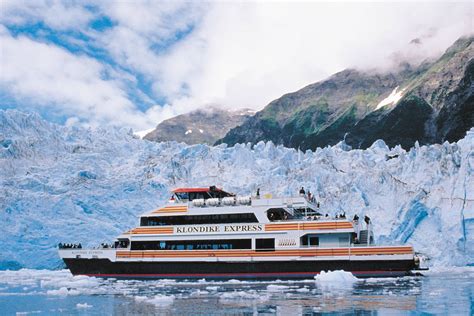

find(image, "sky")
[0,1,472,131]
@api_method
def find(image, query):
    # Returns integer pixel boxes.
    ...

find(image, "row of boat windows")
[128,236,348,251]
[175,191,232,201]
[131,239,252,250]
[140,213,258,226]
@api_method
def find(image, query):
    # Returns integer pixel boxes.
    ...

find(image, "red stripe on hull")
[84,270,409,279]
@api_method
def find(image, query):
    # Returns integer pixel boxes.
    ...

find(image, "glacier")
[0,109,473,270]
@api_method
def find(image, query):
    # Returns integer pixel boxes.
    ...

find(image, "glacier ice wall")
[1,110,473,269]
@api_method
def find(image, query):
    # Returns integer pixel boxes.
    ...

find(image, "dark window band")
[141,213,258,226]
[131,239,252,251]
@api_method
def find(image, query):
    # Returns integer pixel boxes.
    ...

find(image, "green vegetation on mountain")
[218,35,474,150]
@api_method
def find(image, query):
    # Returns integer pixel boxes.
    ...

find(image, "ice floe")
[314,270,359,290]
[76,302,92,309]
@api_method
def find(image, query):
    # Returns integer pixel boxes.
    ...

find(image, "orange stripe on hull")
[151,205,188,214]
[116,247,413,258]
[265,221,354,231]
[351,247,413,255]
[130,228,174,234]
[152,211,187,214]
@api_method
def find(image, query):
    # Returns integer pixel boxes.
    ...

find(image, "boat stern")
[58,246,116,276]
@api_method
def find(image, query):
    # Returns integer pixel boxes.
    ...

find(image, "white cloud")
[0,1,472,130]
[97,2,204,78]
[0,0,94,30]
[0,28,171,129]
[155,2,472,111]
[104,1,204,38]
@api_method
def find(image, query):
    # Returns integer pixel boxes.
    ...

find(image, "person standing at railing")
[364,215,371,245]
[299,187,305,196]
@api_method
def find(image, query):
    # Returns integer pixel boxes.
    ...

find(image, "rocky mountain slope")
[144,108,254,145]
[218,36,473,150]
[1,110,473,269]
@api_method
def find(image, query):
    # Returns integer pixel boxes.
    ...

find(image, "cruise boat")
[59,186,424,279]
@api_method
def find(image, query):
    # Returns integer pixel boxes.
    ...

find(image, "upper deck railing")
[184,194,318,210]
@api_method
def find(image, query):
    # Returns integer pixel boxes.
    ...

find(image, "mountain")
[144,108,255,145]
[1,110,474,269]
[218,36,474,150]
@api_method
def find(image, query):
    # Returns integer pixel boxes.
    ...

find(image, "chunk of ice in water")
[266,284,290,292]
[133,294,175,306]
[314,270,358,289]
[147,294,175,306]
[46,287,80,296]
[76,303,92,309]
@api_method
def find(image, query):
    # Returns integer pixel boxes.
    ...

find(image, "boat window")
[173,187,234,201]
[301,234,319,247]
[130,239,251,250]
[338,236,349,246]
[267,208,292,221]
[175,192,211,201]
[141,213,258,226]
[175,192,189,200]
[255,238,275,251]
[188,192,208,200]
[293,208,322,218]
[115,239,130,248]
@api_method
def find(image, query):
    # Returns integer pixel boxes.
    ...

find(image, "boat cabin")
[172,186,235,202]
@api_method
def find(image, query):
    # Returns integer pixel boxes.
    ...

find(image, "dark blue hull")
[63,258,418,279]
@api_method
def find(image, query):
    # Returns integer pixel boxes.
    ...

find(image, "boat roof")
[173,187,222,193]
[172,186,234,195]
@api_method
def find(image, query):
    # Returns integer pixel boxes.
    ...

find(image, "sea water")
[0,268,473,315]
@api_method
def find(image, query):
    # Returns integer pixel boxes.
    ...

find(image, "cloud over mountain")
[0,1,472,130]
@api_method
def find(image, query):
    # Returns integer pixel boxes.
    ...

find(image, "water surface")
[0,268,473,315]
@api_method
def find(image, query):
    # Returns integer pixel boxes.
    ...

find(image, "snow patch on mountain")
[133,128,155,139]
[376,86,406,110]
[0,109,473,269]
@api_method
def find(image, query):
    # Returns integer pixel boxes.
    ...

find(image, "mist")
[163,2,472,113]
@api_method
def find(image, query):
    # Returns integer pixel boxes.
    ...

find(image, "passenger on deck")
[299,187,306,196]
[364,216,371,230]
[307,191,312,201]
[364,215,371,225]
[353,214,359,222]
[256,188,260,199]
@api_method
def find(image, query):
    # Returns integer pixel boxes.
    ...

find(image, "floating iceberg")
[76,303,93,309]
[0,109,473,269]
[266,284,290,292]
[314,270,359,284]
